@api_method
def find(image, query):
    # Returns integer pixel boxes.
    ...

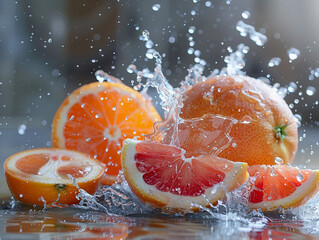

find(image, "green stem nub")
[55,184,66,191]
[274,124,288,142]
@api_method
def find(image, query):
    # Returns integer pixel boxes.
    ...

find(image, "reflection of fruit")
[180,75,298,166]
[247,165,319,211]
[5,214,129,239]
[4,148,104,205]
[52,82,161,185]
[121,139,248,211]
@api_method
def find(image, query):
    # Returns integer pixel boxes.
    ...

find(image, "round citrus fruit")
[247,165,319,211]
[180,75,298,166]
[4,148,104,206]
[52,81,161,185]
[121,139,248,211]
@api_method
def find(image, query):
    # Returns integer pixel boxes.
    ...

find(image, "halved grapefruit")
[4,148,104,206]
[52,81,161,185]
[247,165,319,211]
[121,139,248,211]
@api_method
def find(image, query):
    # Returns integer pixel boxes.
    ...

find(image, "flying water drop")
[18,124,27,135]
[268,57,281,67]
[306,86,316,96]
[287,47,300,61]
[152,4,161,11]
[241,11,250,19]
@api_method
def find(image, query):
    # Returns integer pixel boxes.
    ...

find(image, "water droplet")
[297,173,304,182]
[168,36,175,43]
[268,57,281,67]
[287,47,300,61]
[205,1,212,7]
[18,124,27,135]
[306,86,316,96]
[275,157,284,165]
[112,107,116,111]
[241,11,250,19]
[52,69,60,77]
[19,194,23,198]
[232,142,237,148]
[188,26,196,34]
[81,103,85,108]
[287,82,297,93]
[240,115,252,124]
[141,30,150,41]
[152,3,161,11]
[69,115,75,121]
[86,138,91,142]
[127,64,137,74]
[95,71,106,83]
[95,114,100,118]
[48,38,52,43]
[145,40,154,49]
[146,49,155,59]
[294,114,302,127]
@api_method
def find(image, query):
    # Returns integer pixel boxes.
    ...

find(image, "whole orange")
[179,75,298,166]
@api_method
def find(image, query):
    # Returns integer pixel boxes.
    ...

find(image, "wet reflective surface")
[1,200,319,240]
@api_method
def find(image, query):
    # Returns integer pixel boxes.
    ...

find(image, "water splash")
[94,70,123,84]
[224,44,249,75]
[236,20,268,46]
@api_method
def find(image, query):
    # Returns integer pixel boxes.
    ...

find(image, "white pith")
[122,139,247,209]
[6,148,104,184]
[249,170,319,211]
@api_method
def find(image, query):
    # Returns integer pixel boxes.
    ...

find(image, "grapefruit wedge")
[121,139,248,211]
[247,165,319,211]
[4,148,104,206]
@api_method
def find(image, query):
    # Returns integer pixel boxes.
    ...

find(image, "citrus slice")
[121,139,248,211]
[4,148,104,206]
[52,82,161,185]
[247,165,319,211]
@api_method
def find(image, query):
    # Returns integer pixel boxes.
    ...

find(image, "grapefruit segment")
[247,165,319,211]
[121,139,248,211]
[4,148,104,206]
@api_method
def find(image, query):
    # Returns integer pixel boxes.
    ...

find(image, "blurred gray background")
[1,0,319,182]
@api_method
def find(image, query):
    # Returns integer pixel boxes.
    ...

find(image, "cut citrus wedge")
[247,165,319,211]
[52,82,161,185]
[4,148,104,206]
[121,139,248,211]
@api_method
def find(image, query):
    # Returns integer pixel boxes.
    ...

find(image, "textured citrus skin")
[4,148,104,206]
[180,75,298,166]
[51,82,161,185]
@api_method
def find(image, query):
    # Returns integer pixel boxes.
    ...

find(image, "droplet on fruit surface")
[297,173,304,182]
[275,157,284,165]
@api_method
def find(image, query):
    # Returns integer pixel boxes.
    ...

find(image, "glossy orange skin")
[5,171,100,206]
[180,75,298,166]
